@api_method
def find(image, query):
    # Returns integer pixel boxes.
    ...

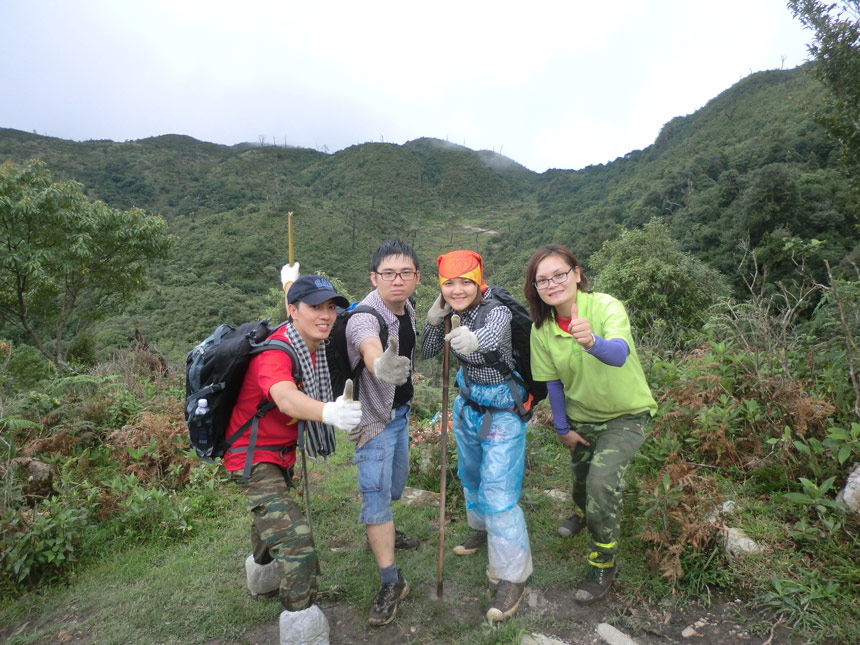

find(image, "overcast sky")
[1,1,812,173]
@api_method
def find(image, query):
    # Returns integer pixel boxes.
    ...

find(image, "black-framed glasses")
[375,270,417,281]
[533,267,574,290]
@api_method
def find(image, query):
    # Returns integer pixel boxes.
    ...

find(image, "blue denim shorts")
[353,404,411,525]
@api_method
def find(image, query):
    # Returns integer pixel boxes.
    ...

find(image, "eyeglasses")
[533,267,574,290]
[375,270,417,281]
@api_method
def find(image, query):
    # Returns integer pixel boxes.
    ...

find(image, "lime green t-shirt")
[530,291,657,423]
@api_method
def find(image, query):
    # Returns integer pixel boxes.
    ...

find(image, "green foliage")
[0,160,173,366]
[588,218,728,333]
[761,568,844,633]
[789,1,860,187]
[106,387,143,428]
[0,495,90,590]
[109,475,194,541]
[2,342,56,391]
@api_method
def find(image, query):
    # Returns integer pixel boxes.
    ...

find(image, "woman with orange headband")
[421,250,532,623]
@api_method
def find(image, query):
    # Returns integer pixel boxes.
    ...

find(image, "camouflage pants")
[567,412,648,562]
[231,462,319,611]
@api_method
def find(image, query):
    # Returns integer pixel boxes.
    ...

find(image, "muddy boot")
[245,554,279,597]
[393,529,420,551]
[452,529,487,555]
[278,605,329,645]
[485,579,527,622]
[574,557,617,605]
[368,571,410,626]
[557,508,586,538]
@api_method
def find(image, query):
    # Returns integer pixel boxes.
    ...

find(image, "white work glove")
[426,294,452,327]
[373,338,411,385]
[445,325,479,354]
[322,379,362,430]
[280,262,300,287]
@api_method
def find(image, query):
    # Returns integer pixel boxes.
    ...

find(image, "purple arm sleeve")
[546,379,570,434]
[585,335,629,367]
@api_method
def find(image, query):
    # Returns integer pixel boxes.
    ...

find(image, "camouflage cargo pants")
[232,462,319,611]
[567,412,648,561]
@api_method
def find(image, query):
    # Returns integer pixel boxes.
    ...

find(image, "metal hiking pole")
[437,313,457,598]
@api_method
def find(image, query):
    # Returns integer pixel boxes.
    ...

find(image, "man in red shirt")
[226,268,361,645]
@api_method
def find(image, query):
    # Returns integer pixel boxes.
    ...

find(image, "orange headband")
[437,250,488,293]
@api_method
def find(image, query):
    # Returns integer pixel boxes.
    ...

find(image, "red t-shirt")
[223,329,313,472]
[556,315,572,335]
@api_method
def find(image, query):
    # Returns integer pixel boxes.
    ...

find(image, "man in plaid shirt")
[345,239,421,626]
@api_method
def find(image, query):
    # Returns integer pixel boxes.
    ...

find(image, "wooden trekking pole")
[286,209,314,539]
[437,313,457,598]
[287,211,294,266]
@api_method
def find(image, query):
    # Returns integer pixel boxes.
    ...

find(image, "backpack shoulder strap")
[472,294,503,330]
[251,337,302,383]
[343,304,390,400]
[458,290,531,419]
[226,333,303,480]
[348,304,389,347]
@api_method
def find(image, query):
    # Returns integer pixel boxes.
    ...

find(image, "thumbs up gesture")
[321,378,362,430]
[373,338,411,385]
[567,303,594,350]
[445,316,479,354]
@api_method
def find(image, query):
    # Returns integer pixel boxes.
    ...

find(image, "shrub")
[0,495,89,591]
[589,218,728,333]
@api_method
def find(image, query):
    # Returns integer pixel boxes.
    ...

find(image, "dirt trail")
[213,584,803,645]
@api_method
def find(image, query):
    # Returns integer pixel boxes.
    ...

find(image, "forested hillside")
[1,64,856,362]
[4,49,860,642]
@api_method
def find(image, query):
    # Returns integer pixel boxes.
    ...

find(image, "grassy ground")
[2,418,859,644]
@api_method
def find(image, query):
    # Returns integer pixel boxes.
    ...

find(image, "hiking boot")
[557,512,586,538]
[394,529,420,551]
[278,605,330,645]
[368,572,410,626]
[364,529,420,552]
[485,579,527,622]
[453,529,487,555]
[574,560,617,605]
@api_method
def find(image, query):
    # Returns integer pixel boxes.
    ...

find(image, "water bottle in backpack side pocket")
[193,398,214,457]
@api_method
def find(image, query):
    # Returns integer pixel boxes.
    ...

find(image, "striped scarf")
[284,321,336,459]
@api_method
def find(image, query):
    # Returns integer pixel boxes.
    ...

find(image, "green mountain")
[1,65,856,362]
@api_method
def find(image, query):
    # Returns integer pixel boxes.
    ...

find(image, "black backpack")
[184,319,300,470]
[461,285,547,420]
[325,304,389,400]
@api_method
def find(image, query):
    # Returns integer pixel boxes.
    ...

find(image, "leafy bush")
[3,343,56,392]
[589,218,728,335]
[0,495,90,590]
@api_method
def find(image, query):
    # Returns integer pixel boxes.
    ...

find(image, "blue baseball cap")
[287,275,349,308]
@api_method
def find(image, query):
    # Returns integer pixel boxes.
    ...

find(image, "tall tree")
[788,1,860,184]
[0,160,173,366]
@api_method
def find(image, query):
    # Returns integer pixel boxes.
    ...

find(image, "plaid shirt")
[346,289,416,447]
[421,287,515,385]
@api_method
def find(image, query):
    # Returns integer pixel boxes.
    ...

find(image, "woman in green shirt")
[524,243,656,605]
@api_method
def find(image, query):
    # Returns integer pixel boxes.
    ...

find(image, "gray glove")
[373,338,411,385]
[445,325,479,354]
[426,294,452,326]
